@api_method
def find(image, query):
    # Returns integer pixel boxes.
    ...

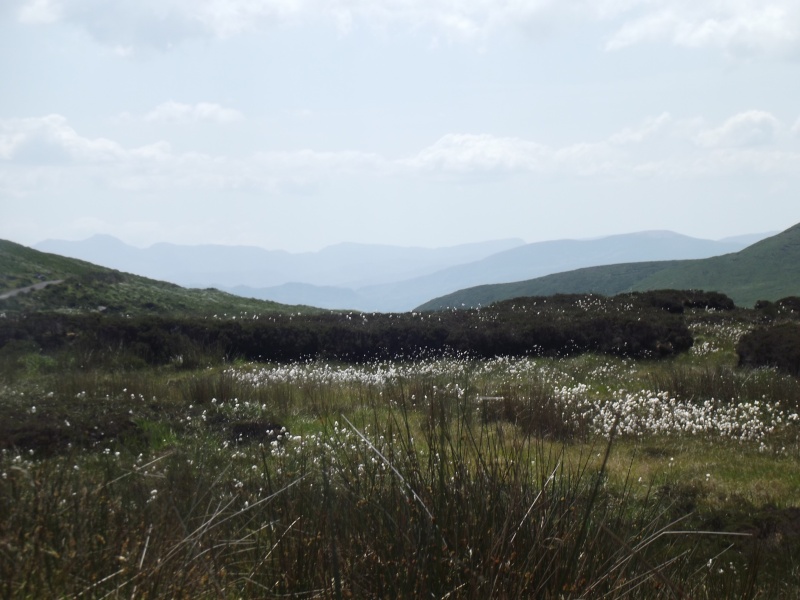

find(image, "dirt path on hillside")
[0,280,64,300]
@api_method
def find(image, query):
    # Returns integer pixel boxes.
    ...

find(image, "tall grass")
[0,385,772,598]
[647,364,800,408]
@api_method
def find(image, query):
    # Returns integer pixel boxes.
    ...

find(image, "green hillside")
[0,239,318,316]
[0,239,105,290]
[633,222,800,306]
[418,222,800,310]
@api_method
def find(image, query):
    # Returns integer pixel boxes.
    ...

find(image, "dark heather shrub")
[636,289,735,312]
[684,290,735,311]
[753,298,800,320]
[777,297,800,313]
[737,323,800,376]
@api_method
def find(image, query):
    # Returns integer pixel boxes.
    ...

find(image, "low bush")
[0,292,696,372]
[737,322,800,376]
[632,289,736,313]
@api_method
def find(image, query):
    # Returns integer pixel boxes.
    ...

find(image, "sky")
[1,0,799,252]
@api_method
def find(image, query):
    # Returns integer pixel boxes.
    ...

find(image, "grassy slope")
[418,222,800,310]
[0,239,319,316]
[0,239,103,290]
[417,262,678,309]
[632,223,800,306]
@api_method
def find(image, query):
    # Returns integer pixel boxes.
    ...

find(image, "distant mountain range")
[34,236,525,289]
[417,223,800,311]
[33,231,771,312]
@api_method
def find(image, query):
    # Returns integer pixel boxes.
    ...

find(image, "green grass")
[0,239,101,291]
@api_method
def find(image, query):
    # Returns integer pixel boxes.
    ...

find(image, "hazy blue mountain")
[347,231,753,311]
[222,231,766,312]
[228,283,363,311]
[718,232,778,246]
[34,236,525,289]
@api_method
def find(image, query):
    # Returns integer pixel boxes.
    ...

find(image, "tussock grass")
[1,409,768,598]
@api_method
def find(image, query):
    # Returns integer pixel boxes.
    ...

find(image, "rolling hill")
[417,222,800,311]
[0,239,318,316]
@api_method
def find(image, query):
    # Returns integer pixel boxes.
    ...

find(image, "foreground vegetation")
[2,295,800,598]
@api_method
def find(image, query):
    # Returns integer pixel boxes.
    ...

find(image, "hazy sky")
[1,0,799,251]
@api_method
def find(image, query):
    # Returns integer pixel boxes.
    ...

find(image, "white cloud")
[17,0,60,24]
[402,113,800,179]
[603,1,800,57]
[3,112,799,198]
[792,117,800,136]
[0,114,385,193]
[193,0,562,39]
[11,0,558,45]
[11,0,800,58]
[609,113,671,145]
[405,133,622,177]
[694,110,782,148]
[403,134,551,173]
[13,0,208,49]
[142,101,243,124]
[0,114,125,163]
